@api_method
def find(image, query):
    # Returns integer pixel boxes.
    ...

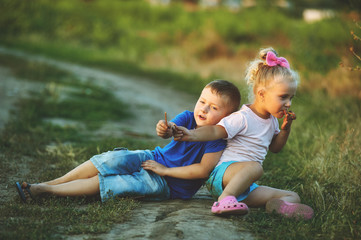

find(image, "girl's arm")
[269,111,296,153]
[269,129,290,153]
[174,125,228,142]
[141,150,223,179]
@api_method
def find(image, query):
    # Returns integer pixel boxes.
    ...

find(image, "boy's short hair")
[205,80,241,112]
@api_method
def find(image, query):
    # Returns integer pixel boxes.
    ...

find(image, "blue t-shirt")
[152,110,226,199]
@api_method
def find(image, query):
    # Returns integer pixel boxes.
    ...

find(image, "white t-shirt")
[216,104,280,166]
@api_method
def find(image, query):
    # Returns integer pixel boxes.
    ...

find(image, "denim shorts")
[90,148,170,202]
[206,161,259,202]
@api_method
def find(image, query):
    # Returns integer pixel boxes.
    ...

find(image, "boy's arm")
[174,125,228,142]
[269,111,296,153]
[141,151,223,179]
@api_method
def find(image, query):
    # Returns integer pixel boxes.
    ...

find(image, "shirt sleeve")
[204,139,227,153]
[273,117,280,135]
[171,111,190,127]
[217,112,246,139]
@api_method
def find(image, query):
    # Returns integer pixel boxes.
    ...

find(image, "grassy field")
[0,1,360,239]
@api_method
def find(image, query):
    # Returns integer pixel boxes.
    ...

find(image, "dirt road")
[0,46,196,140]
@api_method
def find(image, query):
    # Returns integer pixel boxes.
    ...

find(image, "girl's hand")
[281,110,296,131]
[173,125,193,141]
[141,160,168,176]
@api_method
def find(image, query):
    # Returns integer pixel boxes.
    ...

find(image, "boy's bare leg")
[43,160,99,185]
[218,161,263,201]
[242,186,300,208]
[25,175,100,197]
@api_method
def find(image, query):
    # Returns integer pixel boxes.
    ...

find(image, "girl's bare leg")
[242,185,300,208]
[243,186,314,219]
[42,160,99,185]
[26,175,100,197]
[218,161,263,201]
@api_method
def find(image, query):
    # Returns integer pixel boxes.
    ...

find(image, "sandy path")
[0,46,253,240]
[0,65,45,129]
[0,46,196,140]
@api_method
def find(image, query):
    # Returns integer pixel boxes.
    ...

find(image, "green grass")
[236,91,361,239]
[1,197,138,240]
[0,0,359,95]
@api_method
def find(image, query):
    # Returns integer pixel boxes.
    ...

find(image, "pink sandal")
[211,196,249,215]
[266,199,314,220]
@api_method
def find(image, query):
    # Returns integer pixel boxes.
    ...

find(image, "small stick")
[284,109,296,120]
[289,111,296,120]
[164,112,168,128]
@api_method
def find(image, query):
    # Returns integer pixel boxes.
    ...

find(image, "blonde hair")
[245,47,300,102]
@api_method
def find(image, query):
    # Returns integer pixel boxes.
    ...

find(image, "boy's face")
[194,87,232,128]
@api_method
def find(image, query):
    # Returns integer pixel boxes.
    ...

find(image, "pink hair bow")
[266,51,290,69]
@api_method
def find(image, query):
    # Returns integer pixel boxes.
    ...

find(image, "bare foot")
[21,182,44,200]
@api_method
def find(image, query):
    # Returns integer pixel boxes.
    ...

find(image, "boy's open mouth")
[198,115,206,121]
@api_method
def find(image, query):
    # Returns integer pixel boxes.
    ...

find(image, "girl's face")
[193,87,232,128]
[263,79,297,119]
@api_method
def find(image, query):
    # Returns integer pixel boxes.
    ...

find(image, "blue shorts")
[90,148,170,202]
[206,161,259,202]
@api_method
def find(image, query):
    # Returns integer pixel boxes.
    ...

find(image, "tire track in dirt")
[0,46,196,139]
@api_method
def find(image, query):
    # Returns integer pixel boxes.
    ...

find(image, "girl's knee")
[242,161,263,182]
[253,163,263,180]
[283,190,301,203]
[291,191,301,202]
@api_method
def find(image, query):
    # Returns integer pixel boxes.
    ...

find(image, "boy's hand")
[156,120,174,138]
[281,110,296,131]
[141,160,168,176]
[156,112,179,139]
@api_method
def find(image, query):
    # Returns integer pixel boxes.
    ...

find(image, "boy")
[16,80,241,203]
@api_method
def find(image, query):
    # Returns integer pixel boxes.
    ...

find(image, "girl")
[175,48,314,220]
